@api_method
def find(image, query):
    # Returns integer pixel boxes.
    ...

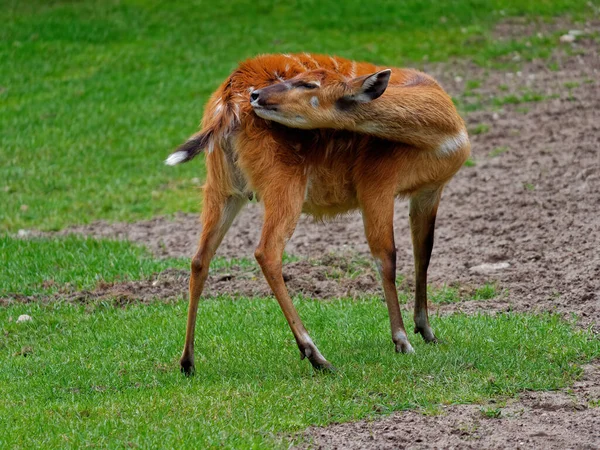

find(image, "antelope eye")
[296,82,319,89]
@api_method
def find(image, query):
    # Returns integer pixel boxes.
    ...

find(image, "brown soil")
[299,363,600,450]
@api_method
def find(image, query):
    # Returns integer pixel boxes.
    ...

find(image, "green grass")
[472,283,501,301]
[0,300,598,448]
[429,285,462,304]
[1,0,597,232]
[480,406,503,418]
[465,79,482,91]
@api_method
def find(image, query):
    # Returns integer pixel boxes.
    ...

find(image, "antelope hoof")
[180,357,195,376]
[394,333,415,354]
[309,356,336,372]
[395,340,415,354]
[300,345,335,372]
[415,325,438,343]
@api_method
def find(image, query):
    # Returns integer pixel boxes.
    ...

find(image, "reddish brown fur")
[171,53,471,374]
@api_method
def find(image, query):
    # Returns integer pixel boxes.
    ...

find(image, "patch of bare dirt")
[299,363,600,449]
[1,253,383,305]
[492,16,597,42]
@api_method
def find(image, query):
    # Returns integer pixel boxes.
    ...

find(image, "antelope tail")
[165,76,243,166]
[164,128,215,166]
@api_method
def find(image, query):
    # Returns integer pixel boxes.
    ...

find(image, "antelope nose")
[250,90,260,102]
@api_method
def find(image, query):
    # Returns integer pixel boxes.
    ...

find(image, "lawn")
[2,1,599,448]
[0,0,595,231]
[1,300,598,448]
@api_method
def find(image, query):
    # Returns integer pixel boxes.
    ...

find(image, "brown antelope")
[166,53,470,375]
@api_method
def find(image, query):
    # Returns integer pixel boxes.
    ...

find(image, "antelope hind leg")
[361,189,414,354]
[409,188,443,343]
[180,192,247,375]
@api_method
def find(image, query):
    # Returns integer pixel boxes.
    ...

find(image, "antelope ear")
[347,69,391,103]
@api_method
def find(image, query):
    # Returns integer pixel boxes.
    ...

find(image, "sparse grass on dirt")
[455,89,561,113]
[489,145,510,157]
[1,300,598,448]
[0,235,304,300]
[0,235,188,296]
[472,283,502,301]
[428,283,501,304]
[469,123,490,135]
[395,283,501,305]
[0,235,262,298]
[1,0,597,232]
[1,234,497,305]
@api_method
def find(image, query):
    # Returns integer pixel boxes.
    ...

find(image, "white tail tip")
[165,151,188,166]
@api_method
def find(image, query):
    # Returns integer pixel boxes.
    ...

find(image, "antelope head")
[249,68,392,129]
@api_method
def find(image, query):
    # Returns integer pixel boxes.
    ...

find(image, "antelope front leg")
[254,178,333,371]
[409,188,443,343]
[361,193,414,354]
[180,192,247,375]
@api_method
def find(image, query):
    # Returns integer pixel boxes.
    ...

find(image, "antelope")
[166,53,470,375]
